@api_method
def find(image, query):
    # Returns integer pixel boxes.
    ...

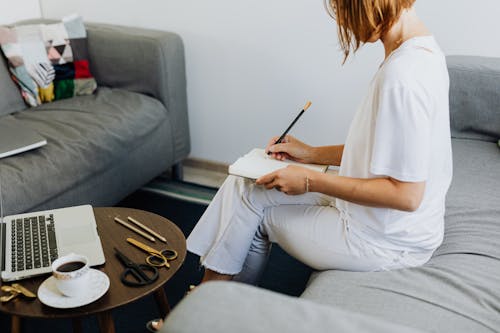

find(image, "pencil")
[114,217,155,242]
[268,101,312,155]
[127,216,167,243]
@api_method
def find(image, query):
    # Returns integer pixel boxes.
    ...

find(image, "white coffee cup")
[51,253,90,297]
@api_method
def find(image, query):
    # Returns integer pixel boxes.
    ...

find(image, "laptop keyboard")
[10,214,58,272]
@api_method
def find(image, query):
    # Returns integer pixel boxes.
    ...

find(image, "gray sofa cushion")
[0,54,26,117]
[303,254,500,333]
[0,87,173,214]
[163,281,425,333]
[448,56,500,142]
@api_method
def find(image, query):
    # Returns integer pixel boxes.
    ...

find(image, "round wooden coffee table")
[0,207,187,333]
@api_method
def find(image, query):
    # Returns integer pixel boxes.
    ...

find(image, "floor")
[141,164,227,206]
[182,165,226,188]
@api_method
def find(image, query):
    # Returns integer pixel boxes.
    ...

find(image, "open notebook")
[229,148,328,180]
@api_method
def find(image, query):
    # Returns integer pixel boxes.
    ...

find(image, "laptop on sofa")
[0,121,47,159]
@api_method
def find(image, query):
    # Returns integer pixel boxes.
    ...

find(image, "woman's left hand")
[256,165,310,195]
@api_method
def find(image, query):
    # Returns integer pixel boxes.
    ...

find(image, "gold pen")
[114,217,155,242]
[127,216,167,243]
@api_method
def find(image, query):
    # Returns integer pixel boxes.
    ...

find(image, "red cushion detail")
[74,60,93,79]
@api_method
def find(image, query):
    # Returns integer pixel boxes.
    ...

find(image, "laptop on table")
[1,205,106,282]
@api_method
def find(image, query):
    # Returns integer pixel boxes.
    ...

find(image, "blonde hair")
[325,0,416,61]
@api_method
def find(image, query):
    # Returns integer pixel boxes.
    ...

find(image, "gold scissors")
[127,238,178,268]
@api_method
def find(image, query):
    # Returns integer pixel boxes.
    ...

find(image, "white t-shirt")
[336,36,452,252]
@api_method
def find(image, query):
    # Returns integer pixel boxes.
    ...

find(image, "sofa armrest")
[86,23,190,161]
[447,55,500,143]
[162,281,424,333]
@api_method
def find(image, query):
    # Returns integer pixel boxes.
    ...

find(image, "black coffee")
[57,261,85,272]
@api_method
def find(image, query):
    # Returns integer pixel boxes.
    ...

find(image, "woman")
[148,0,452,330]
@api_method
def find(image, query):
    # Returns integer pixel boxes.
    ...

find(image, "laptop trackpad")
[59,226,96,246]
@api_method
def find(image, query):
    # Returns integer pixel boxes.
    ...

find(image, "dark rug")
[0,179,312,332]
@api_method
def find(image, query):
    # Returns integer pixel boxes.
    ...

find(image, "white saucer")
[37,268,110,309]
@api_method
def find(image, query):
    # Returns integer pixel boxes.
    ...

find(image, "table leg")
[72,317,83,333]
[153,287,171,317]
[97,310,116,333]
[11,315,21,333]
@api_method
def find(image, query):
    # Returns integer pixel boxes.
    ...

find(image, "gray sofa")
[162,56,500,332]
[0,21,190,215]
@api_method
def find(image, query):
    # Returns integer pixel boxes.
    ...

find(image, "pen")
[127,216,167,243]
[114,217,155,242]
[267,101,312,155]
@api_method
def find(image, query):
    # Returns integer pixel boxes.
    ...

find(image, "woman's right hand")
[265,135,314,164]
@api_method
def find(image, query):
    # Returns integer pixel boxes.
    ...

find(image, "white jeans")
[187,176,432,284]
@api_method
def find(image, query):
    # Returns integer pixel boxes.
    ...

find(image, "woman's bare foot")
[146,318,163,332]
[151,319,163,330]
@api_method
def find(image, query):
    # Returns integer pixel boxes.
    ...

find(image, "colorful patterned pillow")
[0,15,97,107]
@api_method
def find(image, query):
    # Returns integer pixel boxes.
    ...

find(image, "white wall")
[0,0,41,25]
[40,0,500,164]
